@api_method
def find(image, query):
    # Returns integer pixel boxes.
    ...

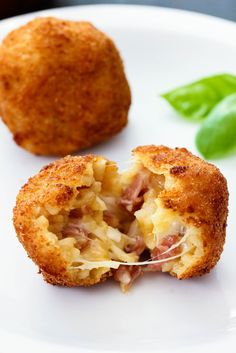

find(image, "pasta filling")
[35,158,204,291]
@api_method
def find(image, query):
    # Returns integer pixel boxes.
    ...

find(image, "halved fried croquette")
[13,145,228,291]
[0,17,131,155]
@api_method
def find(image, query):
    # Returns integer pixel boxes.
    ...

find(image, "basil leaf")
[195,93,236,159]
[162,74,236,121]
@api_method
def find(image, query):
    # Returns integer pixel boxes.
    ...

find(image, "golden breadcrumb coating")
[0,17,131,156]
[13,146,228,289]
[14,155,113,286]
[133,145,228,278]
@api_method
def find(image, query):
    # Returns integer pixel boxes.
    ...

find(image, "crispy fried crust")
[133,145,229,278]
[42,269,112,287]
[13,146,229,287]
[0,17,131,155]
[13,155,112,286]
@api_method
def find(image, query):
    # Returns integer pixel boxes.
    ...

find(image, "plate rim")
[0,4,236,353]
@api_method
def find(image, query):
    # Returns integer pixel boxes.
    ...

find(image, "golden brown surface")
[13,155,110,286]
[14,154,117,286]
[13,146,229,287]
[133,145,229,278]
[0,17,131,155]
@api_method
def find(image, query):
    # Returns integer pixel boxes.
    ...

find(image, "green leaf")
[162,74,236,121]
[195,93,236,159]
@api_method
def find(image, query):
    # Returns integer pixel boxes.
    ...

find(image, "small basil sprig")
[162,73,236,121]
[195,93,236,159]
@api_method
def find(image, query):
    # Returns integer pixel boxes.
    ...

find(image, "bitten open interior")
[36,157,204,291]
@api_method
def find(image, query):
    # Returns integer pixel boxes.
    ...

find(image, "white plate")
[0,4,236,353]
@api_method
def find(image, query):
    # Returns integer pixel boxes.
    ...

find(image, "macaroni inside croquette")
[14,146,228,291]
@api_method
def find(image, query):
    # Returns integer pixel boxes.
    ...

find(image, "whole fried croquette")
[13,145,228,291]
[0,17,131,155]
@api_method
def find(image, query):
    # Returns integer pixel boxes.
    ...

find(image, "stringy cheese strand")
[152,232,189,258]
[71,248,189,270]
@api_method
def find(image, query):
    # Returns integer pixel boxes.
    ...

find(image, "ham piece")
[62,218,90,250]
[125,220,146,255]
[146,235,179,271]
[114,265,143,289]
[120,170,150,212]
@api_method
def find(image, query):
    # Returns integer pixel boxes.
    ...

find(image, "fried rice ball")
[13,145,228,291]
[0,17,131,155]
